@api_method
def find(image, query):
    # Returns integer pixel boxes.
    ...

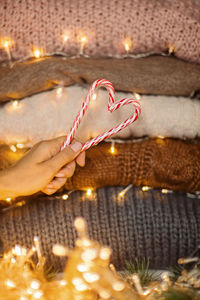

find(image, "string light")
[92,93,97,101]
[12,100,20,109]
[10,145,17,152]
[0,37,14,66]
[109,141,117,155]
[157,135,165,139]
[78,34,88,55]
[161,189,171,194]
[118,184,133,199]
[122,37,133,55]
[5,197,12,203]
[62,193,69,200]
[16,143,24,149]
[5,279,16,288]
[52,244,68,256]
[86,188,93,197]
[62,31,69,43]
[134,93,141,100]
[168,45,175,54]
[56,86,64,97]
[31,46,44,59]
[142,186,151,192]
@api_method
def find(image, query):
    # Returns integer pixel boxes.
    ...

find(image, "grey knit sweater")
[0,187,199,271]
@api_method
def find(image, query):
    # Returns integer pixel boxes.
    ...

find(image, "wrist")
[0,168,18,201]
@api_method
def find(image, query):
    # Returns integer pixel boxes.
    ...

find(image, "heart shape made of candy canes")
[61,79,141,151]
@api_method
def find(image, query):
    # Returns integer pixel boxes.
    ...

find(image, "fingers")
[42,141,82,174]
[42,177,67,195]
[33,136,67,162]
[76,151,86,167]
[55,161,76,178]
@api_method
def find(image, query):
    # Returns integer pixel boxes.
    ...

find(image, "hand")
[0,136,85,199]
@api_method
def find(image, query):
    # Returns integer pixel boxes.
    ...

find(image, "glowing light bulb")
[62,194,68,200]
[157,135,165,139]
[118,191,125,198]
[80,36,87,44]
[81,248,98,261]
[59,280,67,286]
[77,263,90,272]
[112,281,125,291]
[62,32,69,43]
[5,197,12,202]
[52,244,68,256]
[100,247,112,260]
[16,143,24,149]
[109,145,116,155]
[99,290,111,299]
[86,188,93,197]
[0,37,14,64]
[72,277,84,286]
[78,34,88,55]
[168,45,175,54]
[12,100,20,110]
[161,189,169,194]
[92,93,97,101]
[30,280,40,290]
[5,279,16,288]
[134,93,141,100]
[74,217,86,232]
[10,145,17,152]
[83,272,100,283]
[31,47,43,59]
[20,296,28,300]
[142,186,150,192]
[122,37,133,54]
[56,87,63,97]
[33,290,43,299]
[75,283,89,291]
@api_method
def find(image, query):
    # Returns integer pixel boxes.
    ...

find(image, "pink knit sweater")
[0,0,199,63]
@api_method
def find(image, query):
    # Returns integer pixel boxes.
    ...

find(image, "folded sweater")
[1,56,200,103]
[1,187,200,270]
[0,139,199,193]
[0,86,199,146]
[0,0,200,63]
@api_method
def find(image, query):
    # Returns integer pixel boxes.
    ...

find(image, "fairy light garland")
[0,218,199,299]
[0,31,175,68]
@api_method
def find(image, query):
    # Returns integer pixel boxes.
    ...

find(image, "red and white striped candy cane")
[61,79,141,151]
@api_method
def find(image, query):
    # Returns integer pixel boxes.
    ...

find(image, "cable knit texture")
[1,56,200,103]
[0,139,199,193]
[0,187,200,270]
[0,0,200,63]
[0,86,200,146]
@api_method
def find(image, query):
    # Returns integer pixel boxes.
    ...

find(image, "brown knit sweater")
[0,56,200,103]
[0,138,199,195]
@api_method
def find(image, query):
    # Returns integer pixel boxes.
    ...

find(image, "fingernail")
[70,142,82,153]
[56,172,65,177]
[46,183,53,188]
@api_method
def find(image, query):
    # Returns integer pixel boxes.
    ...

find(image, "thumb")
[43,141,82,174]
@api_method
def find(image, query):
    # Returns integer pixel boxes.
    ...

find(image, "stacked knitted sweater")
[0,0,200,270]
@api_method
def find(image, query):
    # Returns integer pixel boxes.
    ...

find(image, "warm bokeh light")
[62,194,69,200]
[0,37,14,49]
[122,37,133,53]
[10,145,17,152]
[86,188,93,197]
[31,46,44,58]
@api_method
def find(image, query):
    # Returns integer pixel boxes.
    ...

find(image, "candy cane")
[61,79,141,151]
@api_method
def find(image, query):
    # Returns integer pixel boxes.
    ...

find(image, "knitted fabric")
[0,86,200,146]
[1,187,200,270]
[0,0,200,63]
[0,139,199,194]
[1,56,200,103]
